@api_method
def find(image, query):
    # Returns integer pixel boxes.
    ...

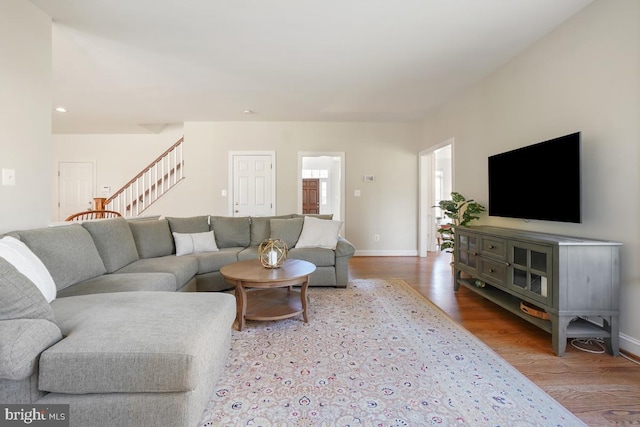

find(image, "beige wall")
[420,0,640,354]
[52,122,422,254]
[0,0,51,233]
[50,125,184,221]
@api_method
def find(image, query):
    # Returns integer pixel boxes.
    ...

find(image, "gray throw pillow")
[0,258,56,322]
[249,215,293,246]
[166,216,210,234]
[18,225,107,291]
[293,213,334,220]
[210,216,251,248]
[82,217,139,273]
[270,218,304,249]
[128,219,175,258]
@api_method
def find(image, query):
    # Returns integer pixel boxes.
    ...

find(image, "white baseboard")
[620,332,640,358]
[354,250,419,257]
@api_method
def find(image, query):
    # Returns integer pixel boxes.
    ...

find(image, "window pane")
[513,247,527,266]
[531,250,547,271]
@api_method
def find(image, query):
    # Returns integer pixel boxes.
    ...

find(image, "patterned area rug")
[198,279,585,426]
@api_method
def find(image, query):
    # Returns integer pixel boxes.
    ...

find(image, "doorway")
[418,141,453,257]
[298,152,344,222]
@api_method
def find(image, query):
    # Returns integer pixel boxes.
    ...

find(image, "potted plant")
[435,192,486,253]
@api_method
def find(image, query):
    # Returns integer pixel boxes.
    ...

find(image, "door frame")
[297,151,345,224]
[228,151,276,216]
[418,138,454,258]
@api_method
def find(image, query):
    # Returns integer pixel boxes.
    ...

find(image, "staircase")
[102,137,185,217]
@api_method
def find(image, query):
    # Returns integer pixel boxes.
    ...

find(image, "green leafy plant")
[436,192,486,253]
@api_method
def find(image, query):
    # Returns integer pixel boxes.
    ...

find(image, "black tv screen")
[488,132,581,223]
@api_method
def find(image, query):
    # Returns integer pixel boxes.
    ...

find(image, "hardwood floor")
[348,254,640,427]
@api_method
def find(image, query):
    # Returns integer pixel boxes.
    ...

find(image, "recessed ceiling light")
[243,110,255,115]
[55,107,68,113]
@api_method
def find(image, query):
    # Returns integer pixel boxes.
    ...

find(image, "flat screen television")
[488,132,581,223]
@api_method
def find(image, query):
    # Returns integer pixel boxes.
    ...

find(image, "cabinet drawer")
[479,258,506,286]
[481,237,506,259]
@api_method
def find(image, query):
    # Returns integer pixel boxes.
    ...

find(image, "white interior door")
[231,153,275,217]
[58,162,94,220]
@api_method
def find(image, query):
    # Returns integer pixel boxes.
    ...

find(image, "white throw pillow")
[0,236,57,302]
[173,231,219,256]
[294,216,343,250]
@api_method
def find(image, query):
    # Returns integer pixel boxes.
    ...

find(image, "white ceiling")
[29,0,593,134]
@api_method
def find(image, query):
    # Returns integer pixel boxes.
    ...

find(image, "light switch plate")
[2,168,16,186]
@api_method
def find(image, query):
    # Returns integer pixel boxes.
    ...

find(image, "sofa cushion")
[166,216,210,234]
[295,216,343,250]
[17,225,106,291]
[0,258,56,322]
[210,216,250,248]
[173,231,218,256]
[249,215,293,246]
[237,246,259,261]
[115,256,198,289]
[269,217,304,249]
[288,247,336,267]
[0,319,62,381]
[0,236,56,302]
[56,273,178,297]
[82,217,140,273]
[42,292,236,394]
[128,219,174,258]
[192,248,241,274]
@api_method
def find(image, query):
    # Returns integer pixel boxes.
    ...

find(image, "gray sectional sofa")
[0,213,355,427]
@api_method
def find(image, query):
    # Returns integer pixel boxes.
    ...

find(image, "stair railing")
[105,137,184,216]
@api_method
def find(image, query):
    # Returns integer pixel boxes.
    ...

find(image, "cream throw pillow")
[173,231,219,256]
[294,216,343,250]
[0,236,57,302]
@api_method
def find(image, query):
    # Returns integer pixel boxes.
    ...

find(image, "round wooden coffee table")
[220,259,316,331]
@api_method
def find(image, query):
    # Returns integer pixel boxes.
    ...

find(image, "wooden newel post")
[93,197,107,211]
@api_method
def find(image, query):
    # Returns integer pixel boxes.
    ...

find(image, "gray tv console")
[453,225,621,356]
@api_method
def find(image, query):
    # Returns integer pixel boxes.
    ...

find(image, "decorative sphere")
[258,238,288,268]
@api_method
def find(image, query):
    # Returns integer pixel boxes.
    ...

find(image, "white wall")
[0,0,51,233]
[420,0,640,354]
[182,122,421,255]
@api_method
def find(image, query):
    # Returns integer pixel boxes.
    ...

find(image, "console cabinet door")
[507,241,553,305]
[456,231,478,274]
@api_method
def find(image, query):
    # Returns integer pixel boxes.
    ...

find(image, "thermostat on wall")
[363,175,375,183]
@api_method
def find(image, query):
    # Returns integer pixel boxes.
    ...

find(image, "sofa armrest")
[335,237,355,258]
[334,237,355,288]
[0,319,62,381]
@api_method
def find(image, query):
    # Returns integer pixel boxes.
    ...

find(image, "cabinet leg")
[603,317,620,356]
[550,315,573,356]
